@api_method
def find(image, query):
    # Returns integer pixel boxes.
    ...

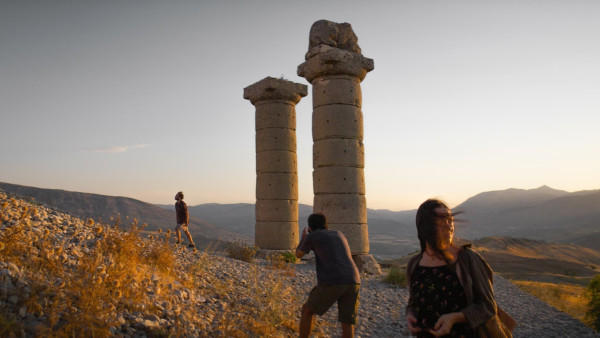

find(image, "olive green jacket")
[406,244,512,337]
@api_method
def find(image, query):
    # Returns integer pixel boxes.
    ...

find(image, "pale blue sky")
[1,0,599,211]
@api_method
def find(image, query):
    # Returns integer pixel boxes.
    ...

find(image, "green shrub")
[226,240,258,263]
[280,251,297,263]
[266,252,298,271]
[586,274,600,331]
[384,266,407,287]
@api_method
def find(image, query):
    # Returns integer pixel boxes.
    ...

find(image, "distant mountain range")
[2,182,599,259]
[453,185,600,245]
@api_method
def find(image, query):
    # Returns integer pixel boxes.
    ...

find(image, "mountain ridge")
[2,181,599,258]
[0,182,246,246]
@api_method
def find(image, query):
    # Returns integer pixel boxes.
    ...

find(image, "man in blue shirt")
[295,213,361,338]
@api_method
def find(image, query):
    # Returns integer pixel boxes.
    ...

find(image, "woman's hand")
[428,312,465,337]
[406,312,422,334]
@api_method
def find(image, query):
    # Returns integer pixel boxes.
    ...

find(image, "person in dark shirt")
[295,213,361,338]
[174,191,195,248]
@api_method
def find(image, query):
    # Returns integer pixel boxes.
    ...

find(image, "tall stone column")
[244,77,308,250]
[298,20,380,273]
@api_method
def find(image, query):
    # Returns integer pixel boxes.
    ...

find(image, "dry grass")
[186,248,301,336]
[0,198,180,336]
[266,251,299,273]
[0,192,307,336]
[238,265,299,335]
[383,266,408,287]
[513,280,591,327]
[226,240,259,263]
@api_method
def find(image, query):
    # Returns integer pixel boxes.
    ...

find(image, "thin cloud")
[84,144,150,153]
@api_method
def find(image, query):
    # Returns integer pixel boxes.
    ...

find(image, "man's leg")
[341,323,354,338]
[302,285,337,337]
[338,284,360,338]
[183,228,195,246]
[299,304,315,338]
[175,225,182,244]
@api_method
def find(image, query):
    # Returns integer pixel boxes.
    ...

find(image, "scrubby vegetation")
[586,274,600,331]
[513,280,592,329]
[0,196,179,336]
[383,266,408,287]
[280,251,298,264]
[226,240,259,263]
[0,192,305,336]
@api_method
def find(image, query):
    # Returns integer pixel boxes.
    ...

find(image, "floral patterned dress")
[410,263,476,337]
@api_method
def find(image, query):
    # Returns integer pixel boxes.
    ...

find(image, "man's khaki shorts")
[305,284,360,324]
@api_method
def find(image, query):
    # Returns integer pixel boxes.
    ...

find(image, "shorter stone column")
[244,77,308,250]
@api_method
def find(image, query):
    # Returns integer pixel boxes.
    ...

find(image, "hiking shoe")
[188,244,195,248]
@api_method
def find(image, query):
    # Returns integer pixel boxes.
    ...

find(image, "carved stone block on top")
[307,20,361,56]
[299,20,373,83]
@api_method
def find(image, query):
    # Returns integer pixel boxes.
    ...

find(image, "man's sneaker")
[188,244,195,248]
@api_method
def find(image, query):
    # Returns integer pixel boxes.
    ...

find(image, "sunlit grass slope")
[0,191,306,337]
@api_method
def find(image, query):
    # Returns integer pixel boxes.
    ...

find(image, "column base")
[352,254,381,275]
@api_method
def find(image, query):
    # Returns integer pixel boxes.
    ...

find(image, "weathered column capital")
[243,77,308,106]
[297,45,374,83]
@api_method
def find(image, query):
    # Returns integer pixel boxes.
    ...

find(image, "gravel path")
[284,259,599,338]
[493,276,599,338]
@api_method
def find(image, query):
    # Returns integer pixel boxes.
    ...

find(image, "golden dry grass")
[0,201,180,336]
[195,249,301,336]
[0,193,307,336]
[513,280,591,327]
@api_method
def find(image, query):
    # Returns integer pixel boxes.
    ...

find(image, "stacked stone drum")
[298,20,375,257]
[243,77,308,250]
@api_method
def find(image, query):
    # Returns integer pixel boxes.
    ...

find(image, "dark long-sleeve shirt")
[175,200,188,225]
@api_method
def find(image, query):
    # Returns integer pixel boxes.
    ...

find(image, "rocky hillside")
[0,182,246,246]
[1,191,599,337]
[0,190,300,336]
